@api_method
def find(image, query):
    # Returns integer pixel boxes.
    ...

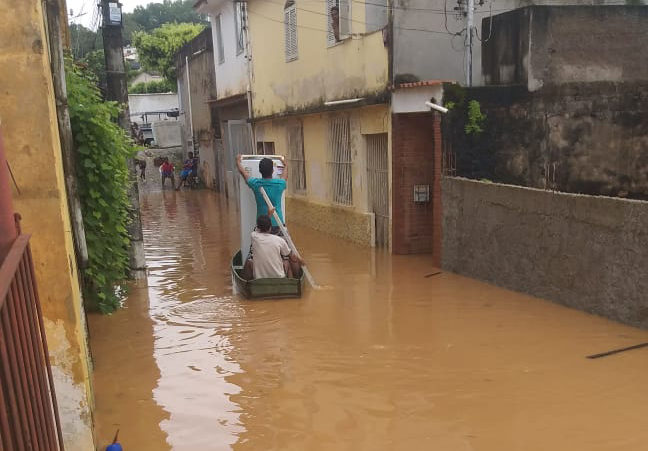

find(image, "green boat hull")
[231,251,303,299]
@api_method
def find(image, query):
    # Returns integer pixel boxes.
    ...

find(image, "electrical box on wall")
[414,185,430,203]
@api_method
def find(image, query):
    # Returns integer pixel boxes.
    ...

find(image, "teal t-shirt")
[247,177,286,226]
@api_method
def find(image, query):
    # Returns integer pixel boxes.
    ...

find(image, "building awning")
[206,94,247,108]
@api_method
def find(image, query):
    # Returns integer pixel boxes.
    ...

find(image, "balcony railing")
[0,227,64,450]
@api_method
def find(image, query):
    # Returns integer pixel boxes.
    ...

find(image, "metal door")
[226,120,254,203]
[366,133,389,247]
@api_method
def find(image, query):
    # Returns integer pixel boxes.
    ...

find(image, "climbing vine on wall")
[66,60,135,313]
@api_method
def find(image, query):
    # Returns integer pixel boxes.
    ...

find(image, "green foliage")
[465,100,486,135]
[125,0,207,42]
[80,49,107,91]
[129,79,176,94]
[625,0,644,5]
[66,60,135,313]
[70,24,102,60]
[132,22,205,84]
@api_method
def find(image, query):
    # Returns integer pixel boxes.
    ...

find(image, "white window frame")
[284,1,298,62]
[234,1,245,56]
[215,15,225,64]
[327,0,351,46]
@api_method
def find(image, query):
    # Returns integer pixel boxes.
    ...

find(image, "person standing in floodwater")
[236,155,287,234]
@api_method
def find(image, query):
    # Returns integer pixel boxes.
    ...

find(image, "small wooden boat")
[231,250,303,299]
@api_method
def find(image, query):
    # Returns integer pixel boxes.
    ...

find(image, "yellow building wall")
[0,0,95,449]
[247,0,389,118]
[255,105,390,246]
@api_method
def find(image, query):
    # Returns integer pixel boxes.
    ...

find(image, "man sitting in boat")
[244,210,302,280]
[236,155,287,234]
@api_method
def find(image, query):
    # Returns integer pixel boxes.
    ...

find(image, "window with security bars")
[327,117,353,205]
[287,124,306,192]
[284,1,298,62]
[327,0,350,45]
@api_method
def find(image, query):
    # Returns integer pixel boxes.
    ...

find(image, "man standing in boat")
[236,155,287,234]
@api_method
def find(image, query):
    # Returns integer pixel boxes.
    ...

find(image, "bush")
[129,79,176,94]
[66,60,136,313]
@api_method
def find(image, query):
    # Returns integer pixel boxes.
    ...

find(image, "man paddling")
[243,210,303,280]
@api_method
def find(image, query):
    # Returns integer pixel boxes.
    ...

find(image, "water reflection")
[90,190,648,451]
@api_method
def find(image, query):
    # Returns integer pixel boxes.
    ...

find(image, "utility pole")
[101,0,147,279]
[465,0,474,87]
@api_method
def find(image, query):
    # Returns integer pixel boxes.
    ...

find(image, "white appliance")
[238,155,286,256]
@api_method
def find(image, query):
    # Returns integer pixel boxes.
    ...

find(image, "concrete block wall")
[391,112,442,264]
[442,177,648,328]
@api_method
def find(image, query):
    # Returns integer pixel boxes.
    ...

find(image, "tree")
[123,0,207,43]
[81,49,107,93]
[132,22,205,84]
[70,23,102,60]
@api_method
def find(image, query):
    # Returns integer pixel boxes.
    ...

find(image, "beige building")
[0,0,95,449]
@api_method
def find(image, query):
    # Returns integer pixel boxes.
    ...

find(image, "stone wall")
[448,81,648,200]
[442,177,648,328]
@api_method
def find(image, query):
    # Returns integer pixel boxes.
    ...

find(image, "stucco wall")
[199,1,248,99]
[482,6,648,90]
[247,0,389,118]
[0,0,95,448]
[176,28,218,188]
[128,93,179,119]
[255,105,389,245]
[442,177,648,328]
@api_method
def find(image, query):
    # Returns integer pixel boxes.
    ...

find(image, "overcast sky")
[68,0,155,29]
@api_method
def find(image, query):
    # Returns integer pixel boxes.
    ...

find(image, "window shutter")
[339,0,350,38]
[285,4,298,61]
[327,0,336,45]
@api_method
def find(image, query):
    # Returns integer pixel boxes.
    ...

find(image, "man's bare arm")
[279,156,288,180]
[236,154,249,182]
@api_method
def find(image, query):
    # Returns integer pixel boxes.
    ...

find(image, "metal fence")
[0,227,64,450]
[287,123,306,193]
[366,133,389,247]
[327,116,353,205]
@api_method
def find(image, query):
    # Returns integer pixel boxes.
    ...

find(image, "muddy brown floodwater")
[89,189,648,451]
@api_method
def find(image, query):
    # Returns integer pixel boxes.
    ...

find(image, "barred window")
[284,1,298,62]
[327,116,353,205]
[287,123,306,192]
[256,141,275,155]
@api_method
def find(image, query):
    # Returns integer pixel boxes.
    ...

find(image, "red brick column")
[391,112,442,266]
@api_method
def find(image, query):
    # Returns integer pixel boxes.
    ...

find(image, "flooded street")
[89,189,648,451]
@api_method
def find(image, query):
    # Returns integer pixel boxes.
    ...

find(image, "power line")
[252,1,456,35]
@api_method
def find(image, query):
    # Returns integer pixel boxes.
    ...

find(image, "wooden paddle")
[258,187,320,289]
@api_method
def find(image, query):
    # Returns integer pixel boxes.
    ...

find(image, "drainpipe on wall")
[45,0,89,268]
[242,1,256,148]
[185,55,194,150]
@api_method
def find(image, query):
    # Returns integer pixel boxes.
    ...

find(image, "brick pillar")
[391,112,442,266]
[0,126,17,259]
